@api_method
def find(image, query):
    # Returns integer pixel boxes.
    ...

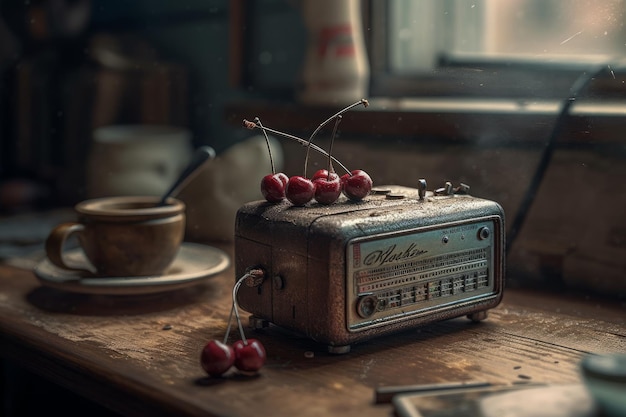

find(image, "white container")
[298,0,370,105]
[178,134,283,242]
[87,125,193,198]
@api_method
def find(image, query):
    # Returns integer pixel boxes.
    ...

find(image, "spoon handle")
[159,146,216,206]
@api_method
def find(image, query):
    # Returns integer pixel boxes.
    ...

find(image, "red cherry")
[261,173,287,203]
[313,175,342,205]
[276,172,288,187]
[341,169,372,201]
[233,339,266,372]
[200,339,235,377]
[312,169,339,182]
[286,176,315,206]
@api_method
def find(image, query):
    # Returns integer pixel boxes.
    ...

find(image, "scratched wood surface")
[0,245,625,417]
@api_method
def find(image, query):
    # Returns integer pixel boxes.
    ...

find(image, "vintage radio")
[234,181,505,353]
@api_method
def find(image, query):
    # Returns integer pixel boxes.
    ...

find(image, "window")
[369,0,626,99]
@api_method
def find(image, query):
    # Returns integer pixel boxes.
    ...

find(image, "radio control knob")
[356,295,378,318]
[417,179,427,200]
[478,226,491,240]
[371,188,391,195]
[454,183,470,194]
[435,181,454,196]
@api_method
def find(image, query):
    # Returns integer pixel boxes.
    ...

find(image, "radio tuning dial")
[356,295,378,318]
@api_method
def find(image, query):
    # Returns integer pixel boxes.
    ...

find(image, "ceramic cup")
[45,196,186,277]
[580,353,626,417]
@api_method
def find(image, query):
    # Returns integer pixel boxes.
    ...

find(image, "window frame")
[365,1,626,101]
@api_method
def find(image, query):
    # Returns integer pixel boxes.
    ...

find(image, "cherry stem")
[244,120,351,175]
[223,303,235,344]
[254,117,275,174]
[223,272,252,345]
[303,99,368,178]
[232,281,247,345]
[327,115,342,180]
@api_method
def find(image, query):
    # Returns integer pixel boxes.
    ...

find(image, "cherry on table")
[252,116,288,204]
[276,172,288,186]
[312,169,338,182]
[286,176,315,206]
[313,175,342,205]
[261,173,288,203]
[200,339,235,377]
[233,339,266,373]
[341,169,372,201]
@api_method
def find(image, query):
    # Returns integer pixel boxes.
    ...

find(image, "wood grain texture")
[0,246,625,417]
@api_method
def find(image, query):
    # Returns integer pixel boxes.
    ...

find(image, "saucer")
[34,242,230,295]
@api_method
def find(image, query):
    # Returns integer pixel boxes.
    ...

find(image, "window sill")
[225,97,626,146]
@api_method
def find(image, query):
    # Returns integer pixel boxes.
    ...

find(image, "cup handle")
[45,222,90,273]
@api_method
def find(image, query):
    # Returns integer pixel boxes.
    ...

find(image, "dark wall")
[0,0,306,206]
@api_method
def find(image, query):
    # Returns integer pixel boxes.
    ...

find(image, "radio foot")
[249,315,270,329]
[328,345,351,355]
[467,310,489,322]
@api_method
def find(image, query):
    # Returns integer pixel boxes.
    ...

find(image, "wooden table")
[1,244,625,417]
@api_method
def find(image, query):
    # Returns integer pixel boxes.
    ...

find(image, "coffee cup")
[45,196,185,277]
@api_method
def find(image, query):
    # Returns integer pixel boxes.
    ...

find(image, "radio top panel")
[236,184,504,255]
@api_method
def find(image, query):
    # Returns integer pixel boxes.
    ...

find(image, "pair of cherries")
[261,168,373,206]
[200,270,267,377]
[200,338,265,377]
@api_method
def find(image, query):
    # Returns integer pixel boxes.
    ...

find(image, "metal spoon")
[158,145,216,206]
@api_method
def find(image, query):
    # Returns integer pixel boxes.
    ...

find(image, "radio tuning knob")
[455,183,470,194]
[417,179,427,200]
[356,294,378,318]
[478,226,491,240]
[434,181,454,196]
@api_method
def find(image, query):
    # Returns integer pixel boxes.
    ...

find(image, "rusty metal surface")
[235,185,505,351]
